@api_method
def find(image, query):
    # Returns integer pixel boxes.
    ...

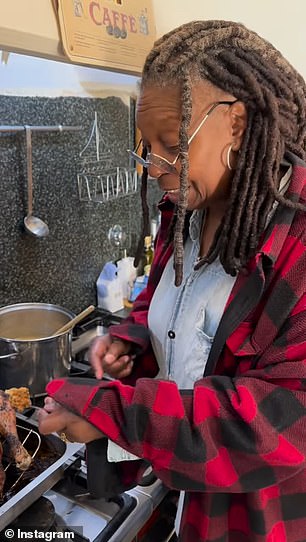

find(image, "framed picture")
[55,0,156,74]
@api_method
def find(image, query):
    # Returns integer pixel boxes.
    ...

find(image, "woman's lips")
[166,189,181,204]
[164,185,191,194]
[159,182,191,197]
[166,188,180,194]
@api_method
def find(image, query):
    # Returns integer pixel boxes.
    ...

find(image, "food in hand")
[5,387,32,413]
[0,443,5,496]
[0,391,32,470]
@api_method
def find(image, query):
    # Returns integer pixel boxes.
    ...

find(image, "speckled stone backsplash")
[0,95,161,313]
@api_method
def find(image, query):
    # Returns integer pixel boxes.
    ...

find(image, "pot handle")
[0,343,19,359]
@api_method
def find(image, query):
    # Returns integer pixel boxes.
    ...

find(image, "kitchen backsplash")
[0,95,161,313]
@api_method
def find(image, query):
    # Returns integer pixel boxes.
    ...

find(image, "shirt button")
[168,330,175,339]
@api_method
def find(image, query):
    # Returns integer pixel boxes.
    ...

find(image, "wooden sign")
[55,0,156,74]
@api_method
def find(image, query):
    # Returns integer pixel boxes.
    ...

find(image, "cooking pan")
[0,414,83,530]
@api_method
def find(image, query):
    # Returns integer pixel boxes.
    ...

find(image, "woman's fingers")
[37,407,49,423]
[38,398,78,434]
[43,397,61,413]
[103,355,135,378]
[89,336,133,380]
[64,419,103,443]
[38,409,68,435]
[90,334,112,379]
[38,407,104,444]
[115,359,134,378]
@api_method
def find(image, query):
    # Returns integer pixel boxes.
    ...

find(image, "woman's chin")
[166,186,203,210]
[167,190,181,205]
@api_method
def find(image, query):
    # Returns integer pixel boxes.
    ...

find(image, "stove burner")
[71,307,125,363]
[1,497,56,536]
[73,307,123,337]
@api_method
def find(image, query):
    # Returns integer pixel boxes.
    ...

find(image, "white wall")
[0,52,139,100]
[0,0,304,98]
[152,0,306,79]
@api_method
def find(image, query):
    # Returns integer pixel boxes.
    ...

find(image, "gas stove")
[71,307,126,374]
[0,308,176,542]
[2,423,170,541]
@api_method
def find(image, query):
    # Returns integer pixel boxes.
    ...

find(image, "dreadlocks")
[138,20,306,285]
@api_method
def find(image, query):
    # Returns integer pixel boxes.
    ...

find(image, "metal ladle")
[24,125,49,237]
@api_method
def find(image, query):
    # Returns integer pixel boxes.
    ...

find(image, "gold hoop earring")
[227,144,234,170]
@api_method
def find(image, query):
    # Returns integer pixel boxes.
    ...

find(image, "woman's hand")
[90,334,134,380]
[38,397,103,443]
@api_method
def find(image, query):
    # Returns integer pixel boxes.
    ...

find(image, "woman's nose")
[147,163,164,179]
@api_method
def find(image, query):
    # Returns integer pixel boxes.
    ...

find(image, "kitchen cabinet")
[0,1,63,63]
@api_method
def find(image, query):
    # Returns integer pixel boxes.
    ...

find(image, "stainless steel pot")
[0,303,75,396]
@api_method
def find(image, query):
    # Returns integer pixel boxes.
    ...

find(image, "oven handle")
[90,492,137,542]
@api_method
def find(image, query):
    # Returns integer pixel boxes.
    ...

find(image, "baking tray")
[0,413,83,530]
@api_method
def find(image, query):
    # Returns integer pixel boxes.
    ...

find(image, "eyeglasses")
[127,100,237,175]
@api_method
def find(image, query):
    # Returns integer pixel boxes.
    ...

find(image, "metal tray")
[0,413,83,530]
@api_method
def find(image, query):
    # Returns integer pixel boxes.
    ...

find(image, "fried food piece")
[0,443,5,498]
[5,387,31,413]
[0,391,32,470]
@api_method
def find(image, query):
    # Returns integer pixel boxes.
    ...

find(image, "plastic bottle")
[130,236,154,303]
[138,235,154,277]
[116,256,137,308]
[96,261,124,313]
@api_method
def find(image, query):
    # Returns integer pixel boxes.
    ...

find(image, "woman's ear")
[230,101,247,151]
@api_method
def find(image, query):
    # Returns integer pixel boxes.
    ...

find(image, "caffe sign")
[56,0,156,74]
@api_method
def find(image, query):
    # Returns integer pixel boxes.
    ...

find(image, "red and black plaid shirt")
[48,153,306,541]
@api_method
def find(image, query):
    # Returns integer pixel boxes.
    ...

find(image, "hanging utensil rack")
[77,112,138,203]
[77,166,138,202]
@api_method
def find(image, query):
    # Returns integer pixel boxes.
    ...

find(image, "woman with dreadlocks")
[39,20,306,541]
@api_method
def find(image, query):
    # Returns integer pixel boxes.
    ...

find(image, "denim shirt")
[148,209,236,389]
